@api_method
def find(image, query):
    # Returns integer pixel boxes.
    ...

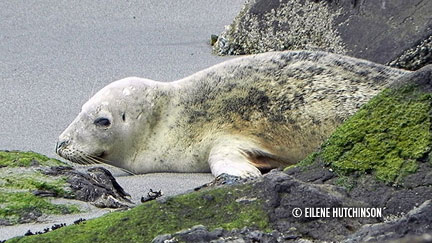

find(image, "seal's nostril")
[56,140,69,153]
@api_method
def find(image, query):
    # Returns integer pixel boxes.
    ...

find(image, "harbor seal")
[56,51,409,177]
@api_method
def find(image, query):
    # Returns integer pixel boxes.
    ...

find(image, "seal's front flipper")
[208,136,286,178]
[208,141,262,178]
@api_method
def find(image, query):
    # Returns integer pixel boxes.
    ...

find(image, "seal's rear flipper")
[241,148,290,173]
[208,136,285,178]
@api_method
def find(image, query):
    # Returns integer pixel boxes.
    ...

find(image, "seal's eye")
[94,117,111,127]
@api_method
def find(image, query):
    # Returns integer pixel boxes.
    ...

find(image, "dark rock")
[151,234,172,243]
[384,186,432,216]
[152,225,287,243]
[285,161,336,184]
[284,157,432,218]
[73,218,86,225]
[388,36,432,71]
[221,227,288,242]
[32,190,57,197]
[214,0,432,70]
[345,200,432,242]
[390,64,432,91]
[43,166,74,176]
[202,194,215,202]
[195,173,255,191]
[157,169,431,242]
[152,225,224,243]
[384,233,432,243]
[141,189,163,203]
[92,195,129,208]
[21,222,68,238]
[51,223,66,231]
[18,208,43,224]
[43,166,133,208]
[262,171,378,242]
[210,34,218,46]
[403,162,432,188]
[212,173,251,185]
[0,219,13,226]
[29,159,40,167]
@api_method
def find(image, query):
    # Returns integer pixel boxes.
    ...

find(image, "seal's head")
[56,77,161,169]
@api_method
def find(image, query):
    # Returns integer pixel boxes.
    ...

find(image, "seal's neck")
[126,83,211,173]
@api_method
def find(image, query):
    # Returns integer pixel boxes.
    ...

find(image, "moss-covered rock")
[285,66,432,217]
[1,171,71,197]
[0,150,65,168]
[284,66,432,186]
[320,84,432,184]
[7,184,269,243]
[0,192,79,225]
[0,151,79,225]
[0,151,133,227]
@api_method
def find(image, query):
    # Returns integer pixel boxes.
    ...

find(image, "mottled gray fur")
[169,51,408,166]
[57,51,409,177]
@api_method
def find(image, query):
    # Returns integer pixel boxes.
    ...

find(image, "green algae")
[296,152,320,169]
[333,175,356,191]
[0,151,65,168]
[0,192,79,225]
[0,173,71,197]
[0,151,78,225]
[296,84,432,184]
[8,185,269,243]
